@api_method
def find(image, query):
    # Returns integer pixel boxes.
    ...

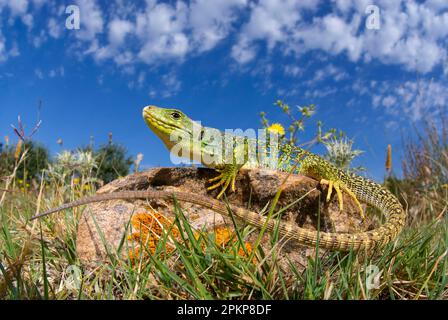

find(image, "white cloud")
[190,0,247,52]
[108,19,133,47]
[75,0,104,41]
[296,14,363,61]
[382,95,397,108]
[32,30,46,48]
[48,18,62,38]
[231,38,256,64]
[360,1,447,72]
[0,0,29,16]
[232,0,448,73]
[34,68,43,79]
[0,21,9,62]
[114,50,134,65]
[283,65,302,77]
[48,66,64,78]
[21,13,33,28]
[9,42,19,57]
[384,120,398,130]
[1,0,447,77]
[0,35,6,62]
[136,1,189,63]
[31,0,45,7]
[85,18,135,64]
[129,71,146,89]
[334,0,353,14]
[243,0,302,46]
[231,0,314,63]
[426,0,448,10]
[139,33,189,63]
[148,72,182,98]
[162,72,181,93]
[307,64,348,85]
[305,86,338,99]
[372,79,448,121]
[124,0,247,64]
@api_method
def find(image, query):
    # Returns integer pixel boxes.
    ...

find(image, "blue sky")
[0,0,447,180]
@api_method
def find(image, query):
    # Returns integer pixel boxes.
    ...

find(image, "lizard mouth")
[142,106,192,150]
[143,106,192,135]
[143,106,171,132]
[142,106,157,123]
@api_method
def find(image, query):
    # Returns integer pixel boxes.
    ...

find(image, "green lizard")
[31,106,406,252]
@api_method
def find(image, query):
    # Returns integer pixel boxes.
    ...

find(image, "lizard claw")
[208,172,224,183]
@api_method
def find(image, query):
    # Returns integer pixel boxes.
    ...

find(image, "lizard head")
[143,105,198,151]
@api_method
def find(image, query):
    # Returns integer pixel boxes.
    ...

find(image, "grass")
[0,173,446,300]
[0,118,447,300]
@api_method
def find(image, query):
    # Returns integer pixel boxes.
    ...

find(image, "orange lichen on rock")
[128,209,180,264]
[212,227,253,259]
[128,209,254,265]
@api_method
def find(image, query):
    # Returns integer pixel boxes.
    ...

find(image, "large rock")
[76,167,369,271]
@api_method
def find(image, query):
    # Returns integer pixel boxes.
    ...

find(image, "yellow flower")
[18,179,23,184]
[268,123,285,136]
[73,178,80,184]
[82,185,91,191]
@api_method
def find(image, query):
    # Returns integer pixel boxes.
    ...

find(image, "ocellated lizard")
[31,106,406,252]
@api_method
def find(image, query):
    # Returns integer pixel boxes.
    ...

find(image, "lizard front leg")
[207,164,241,199]
[207,142,247,199]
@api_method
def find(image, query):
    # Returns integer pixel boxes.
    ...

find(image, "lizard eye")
[171,112,181,120]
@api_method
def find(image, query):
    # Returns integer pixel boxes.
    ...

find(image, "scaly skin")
[31,106,406,252]
[143,106,406,251]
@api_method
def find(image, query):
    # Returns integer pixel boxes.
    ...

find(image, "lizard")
[31,106,406,252]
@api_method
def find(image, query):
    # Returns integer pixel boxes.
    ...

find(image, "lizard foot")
[207,166,239,199]
[320,178,365,219]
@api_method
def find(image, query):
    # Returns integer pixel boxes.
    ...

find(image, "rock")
[76,167,368,272]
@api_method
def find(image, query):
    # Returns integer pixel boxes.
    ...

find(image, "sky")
[0,0,447,181]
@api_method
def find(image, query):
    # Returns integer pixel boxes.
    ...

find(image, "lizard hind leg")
[299,155,365,219]
[320,178,365,219]
[340,183,365,219]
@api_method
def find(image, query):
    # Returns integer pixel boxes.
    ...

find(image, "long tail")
[31,184,405,252]
[316,172,406,251]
